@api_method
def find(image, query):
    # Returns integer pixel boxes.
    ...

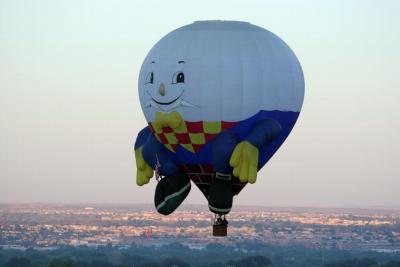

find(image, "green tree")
[47,259,73,267]
[324,258,379,267]
[5,257,32,267]
[160,257,190,267]
[383,261,400,267]
[140,262,160,267]
[227,256,272,267]
[90,260,113,267]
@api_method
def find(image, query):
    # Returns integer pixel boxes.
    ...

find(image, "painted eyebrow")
[178,60,185,64]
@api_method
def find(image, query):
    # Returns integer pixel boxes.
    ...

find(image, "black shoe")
[154,172,191,215]
[208,173,233,215]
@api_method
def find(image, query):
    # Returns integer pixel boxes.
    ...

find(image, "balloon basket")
[213,224,227,236]
[212,214,228,237]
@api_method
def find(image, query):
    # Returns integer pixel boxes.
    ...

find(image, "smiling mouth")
[145,91,197,110]
[152,97,180,105]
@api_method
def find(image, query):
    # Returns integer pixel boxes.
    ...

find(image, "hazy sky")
[1,0,399,208]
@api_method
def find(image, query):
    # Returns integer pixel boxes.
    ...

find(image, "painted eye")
[145,72,154,84]
[173,72,185,84]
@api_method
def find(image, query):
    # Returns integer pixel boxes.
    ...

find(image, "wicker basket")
[213,224,227,236]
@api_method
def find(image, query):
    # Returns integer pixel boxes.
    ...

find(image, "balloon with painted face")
[134,21,304,208]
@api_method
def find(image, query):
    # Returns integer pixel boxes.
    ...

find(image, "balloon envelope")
[137,20,304,195]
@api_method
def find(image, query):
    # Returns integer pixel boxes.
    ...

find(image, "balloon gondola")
[213,214,228,237]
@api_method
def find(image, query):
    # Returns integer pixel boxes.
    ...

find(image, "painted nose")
[159,83,166,96]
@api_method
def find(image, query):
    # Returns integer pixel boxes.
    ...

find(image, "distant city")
[0,204,399,252]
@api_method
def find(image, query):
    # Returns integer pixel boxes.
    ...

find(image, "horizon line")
[1,202,399,211]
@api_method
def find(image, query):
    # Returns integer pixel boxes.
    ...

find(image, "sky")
[0,0,399,208]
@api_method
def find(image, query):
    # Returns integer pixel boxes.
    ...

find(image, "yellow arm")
[135,146,154,186]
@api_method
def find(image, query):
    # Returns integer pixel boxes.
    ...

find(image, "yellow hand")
[152,111,183,132]
[229,141,259,184]
[135,146,154,186]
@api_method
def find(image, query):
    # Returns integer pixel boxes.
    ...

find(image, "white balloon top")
[139,20,304,122]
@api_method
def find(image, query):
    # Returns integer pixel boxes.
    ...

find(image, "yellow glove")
[229,141,259,184]
[135,146,154,186]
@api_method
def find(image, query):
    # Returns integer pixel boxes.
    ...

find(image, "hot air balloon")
[134,20,304,236]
